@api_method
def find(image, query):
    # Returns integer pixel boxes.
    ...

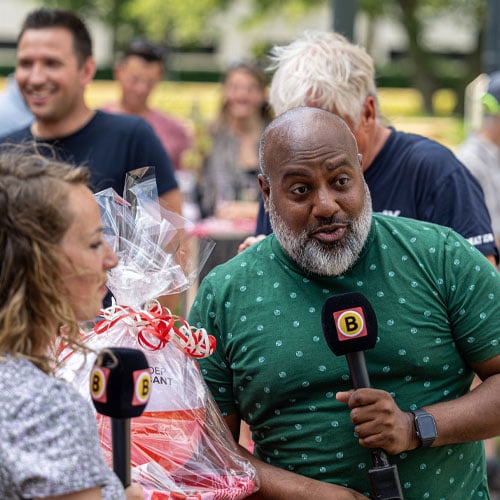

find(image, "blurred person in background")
[242,31,498,267]
[0,148,142,500]
[1,7,182,311]
[0,76,33,136]
[457,71,500,250]
[1,8,181,214]
[196,61,273,222]
[103,37,193,173]
[456,71,500,489]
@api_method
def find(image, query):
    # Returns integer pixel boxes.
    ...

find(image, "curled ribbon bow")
[94,300,215,359]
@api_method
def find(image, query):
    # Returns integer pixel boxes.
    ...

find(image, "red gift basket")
[59,168,258,498]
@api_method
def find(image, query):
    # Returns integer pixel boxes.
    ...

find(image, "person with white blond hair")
[243,31,499,267]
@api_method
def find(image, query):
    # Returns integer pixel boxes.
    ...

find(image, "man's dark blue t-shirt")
[256,128,498,260]
[1,110,178,197]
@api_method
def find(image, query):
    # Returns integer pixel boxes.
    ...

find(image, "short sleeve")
[189,278,238,416]
[443,230,500,363]
[133,120,179,196]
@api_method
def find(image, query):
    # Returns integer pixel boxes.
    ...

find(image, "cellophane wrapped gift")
[60,167,259,499]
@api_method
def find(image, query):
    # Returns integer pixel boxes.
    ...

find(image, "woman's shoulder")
[0,357,87,424]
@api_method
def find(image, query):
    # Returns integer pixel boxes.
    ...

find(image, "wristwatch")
[411,409,437,448]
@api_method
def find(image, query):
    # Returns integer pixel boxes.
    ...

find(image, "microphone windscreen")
[90,347,151,419]
[321,292,378,356]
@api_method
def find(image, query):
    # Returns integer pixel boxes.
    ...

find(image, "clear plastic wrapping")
[60,168,258,498]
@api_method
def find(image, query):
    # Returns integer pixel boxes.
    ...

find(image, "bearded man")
[188,107,500,499]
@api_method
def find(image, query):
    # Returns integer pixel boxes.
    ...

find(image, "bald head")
[259,107,360,179]
[257,106,371,276]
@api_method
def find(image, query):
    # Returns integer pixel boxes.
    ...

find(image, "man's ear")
[361,95,377,127]
[80,56,97,87]
[258,174,270,213]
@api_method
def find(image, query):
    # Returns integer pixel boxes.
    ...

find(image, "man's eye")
[336,176,351,187]
[291,185,308,195]
[90,241,103,250]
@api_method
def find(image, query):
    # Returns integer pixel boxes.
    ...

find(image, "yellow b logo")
[90,366,108,402]
[133,370,151,405]
[336,309,366,339]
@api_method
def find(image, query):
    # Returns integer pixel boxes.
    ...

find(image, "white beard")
[268,183,372,276]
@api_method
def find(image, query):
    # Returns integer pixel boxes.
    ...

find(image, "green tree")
[360,0,486,114]
[40,0,133,52]
[238,0,486,114]
[38,0,486,114]
[38,0,229,51]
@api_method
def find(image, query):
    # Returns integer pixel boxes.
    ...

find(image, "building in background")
[0,0,113,69]
[0,0,484,79]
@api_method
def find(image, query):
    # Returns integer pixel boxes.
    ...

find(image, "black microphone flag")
[322,292,377,389]
[90,347,151,487]
[321,292,377,356]
[90,347,150,418]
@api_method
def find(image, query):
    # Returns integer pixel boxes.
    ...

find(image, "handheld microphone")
[321,292,404,500]
[90,347,151,487]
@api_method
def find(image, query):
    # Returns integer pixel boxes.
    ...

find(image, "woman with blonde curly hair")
[0,148,142,500]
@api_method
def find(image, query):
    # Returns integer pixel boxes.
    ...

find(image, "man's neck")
[119,99,149,117]
[31,107,95,140]
[362,124,391,172]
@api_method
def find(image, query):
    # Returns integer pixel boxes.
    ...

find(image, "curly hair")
[0,146,91,373]
[268,30,379,128]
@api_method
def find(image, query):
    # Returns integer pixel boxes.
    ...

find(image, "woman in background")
[196,61,273,221]
[0,148,142,500]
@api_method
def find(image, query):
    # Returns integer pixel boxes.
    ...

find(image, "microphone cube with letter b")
[90,347,151,419]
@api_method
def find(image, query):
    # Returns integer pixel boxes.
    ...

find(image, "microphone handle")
[345,352,404,499]
[345,351,388,462]
[346,351,371,389]
[111,418,131,488]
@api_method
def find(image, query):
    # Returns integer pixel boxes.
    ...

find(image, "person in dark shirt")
[1,7,183,311]
[1,7,181,215]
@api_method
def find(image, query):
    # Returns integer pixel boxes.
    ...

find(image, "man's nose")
[26,63,47,85]
[311,186,340,219]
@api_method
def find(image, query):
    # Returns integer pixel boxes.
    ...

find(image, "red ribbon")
[94,301,215,359]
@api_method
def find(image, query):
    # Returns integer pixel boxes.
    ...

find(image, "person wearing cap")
[103,38,193,172]
[457,71,500,250]
[456,72,500,492]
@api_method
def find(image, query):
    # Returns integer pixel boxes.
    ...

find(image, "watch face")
[417,414,437,439]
